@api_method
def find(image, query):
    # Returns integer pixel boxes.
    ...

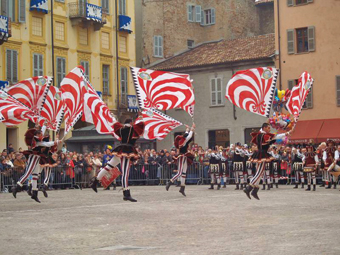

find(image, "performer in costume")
[261,153,272,191]
[324,140,338,189]
[247,145,258,183]
[220,148,228,188]
[244,123,290,200]
[90,117,145,202]
[292,147,305,189]
[243,145,251,185]
[270,146,281,188]
[233,143,245,190]
[206,147,221,190]
[12,127,61,202]
[302,145,319,191]
[317,143,326,187]
[166,123,195,196]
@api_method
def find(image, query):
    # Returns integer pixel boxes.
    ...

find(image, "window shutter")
[187,5,193,22]
[307,0,313,3]
[288,80,294,90]
[39,54,43,76]
[195,5,201,23]
[1,0,7,16]
[200,10,204,25]
[12,50,18,83]
[33,54,37,76]
[308,26,315,52]
[159,36,163,57]
[6,50,11,82]
[287,0,294,7]
[18,0,26,23]
[336,76,340,106]
[287,29,295,54]
[153,36,158,56]
[306,88,313,108]
[211,8,216,24]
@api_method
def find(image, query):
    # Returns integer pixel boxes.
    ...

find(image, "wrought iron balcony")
[0,15,11,45]
[69,2,107,30]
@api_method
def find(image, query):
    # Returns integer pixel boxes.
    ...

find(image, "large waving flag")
[286,71,313,120]
[136,108,182,140]
[0,90,36,126]
[130,67,195,117]
[5,76,52,122]
[226,67,278,118]
[60,67,85,135]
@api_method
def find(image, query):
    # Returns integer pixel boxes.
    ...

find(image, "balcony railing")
[69,2,107,29]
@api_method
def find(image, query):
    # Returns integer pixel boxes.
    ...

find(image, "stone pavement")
[1,185,340,255]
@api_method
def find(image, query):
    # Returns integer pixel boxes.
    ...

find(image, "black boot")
[12,184,22,198]
[123,190,137,202]
[42,184,48,198]
[208,184,214,190]
[179,186,186,197]
[235,184,240,190]
[262,184,266,190]
[276,183,279,188]
[243,185,253,200]
[325,183,332,189]
[293,184,298,189]
[223,183,227,188]
[113,184,116,190]
[333,183,337,189]
[319,181,325,187]
[176,181,181,187]
[313,185,316,191]
[217,184,221,190]
[27,184,32,196]
[251,187,260,200]
[166,181,172,191]
[31,190,41,203]
[301,183,304,189]
[89,177,99,193]
[267,184,271,190]
[305,185,311,191]
[271,183,273,189]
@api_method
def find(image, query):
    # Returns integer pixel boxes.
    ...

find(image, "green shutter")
[1,0,7,16]
[12,50,18,83]
[287,0,294,6]
[308,26,315,52]
[336,76,340,106]
[287,29,295,54]
[307,0,314,3]
[6,50,11,82]
[18,0,26,23]
[211,8,216,24]
[306,88,313,109]
[288,80,294,90]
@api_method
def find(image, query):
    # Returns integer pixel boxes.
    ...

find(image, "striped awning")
[30,0,48,13]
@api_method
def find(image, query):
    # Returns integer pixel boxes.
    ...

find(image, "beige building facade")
[0,0,137,151]
[137,0,274,67]
[274,0,340,142]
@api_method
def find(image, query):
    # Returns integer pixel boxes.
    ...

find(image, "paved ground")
[1,185,340,255]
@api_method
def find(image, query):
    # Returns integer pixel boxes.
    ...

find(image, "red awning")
[316,119,340,143]
[289,120,324,144]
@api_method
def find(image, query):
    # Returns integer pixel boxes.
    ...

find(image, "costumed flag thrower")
[286,71,313,120]
[225,67,279,118]
[130,67,195,117]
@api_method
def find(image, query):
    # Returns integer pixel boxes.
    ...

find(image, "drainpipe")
[115,0,120,121]
[277,0,282,90]
[231,66,237,120]
[51,0,55,86]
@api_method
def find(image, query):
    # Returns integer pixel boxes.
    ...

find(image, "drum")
[303,167,315,173]
[101,167,121,189]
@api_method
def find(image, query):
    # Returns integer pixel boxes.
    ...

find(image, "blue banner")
[0,15,9,36]
[119,15,132,33]
[0,81,9,90]
[96,91,102,99]
[127,95,139,112]
[86,3,102,23]
[30,0,48,14]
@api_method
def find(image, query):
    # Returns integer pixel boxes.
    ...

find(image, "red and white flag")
[0,90,36,126]
[60,67,85,135]
[286,71,313,120]
[130,67,195,117]
[136,108,182,140]
[38,86,64,131]
[226,67,279,118]
[5,76,52,123]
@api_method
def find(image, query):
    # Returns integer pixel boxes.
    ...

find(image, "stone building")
[150,34,275,149]
[136,0,274,67]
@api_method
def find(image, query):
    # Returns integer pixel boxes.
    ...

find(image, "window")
[296,28,308,53]
[287,0,314,6]
[56,57,66,87]
[79,27,88,45]
[119,36,127,53]
[119,0,126,15]
[6,49,18,84]
[296,0,307,4]
[244,128,261,145]
[102,0,109,14]
[55,22,65,41]
[102,65,110,95]
[187,5,201,23]
[55,0,65,2]
[287,26,315,54]
[187,40,194,49]
[153,35,163,58]
[336,76,340,107]
[101,32,110,49]
[1,0,15,22]
[120,67,128,104]
[201,8,215,26]
[288,79,313,109]
[208,130,230,149]
[32,17,43,37]
[18,0,26,23]
[211,77,223,106]
[80,61,90,80]
[33,53,43,77]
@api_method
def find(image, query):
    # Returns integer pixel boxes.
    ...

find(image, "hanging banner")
[86,3,102,23]
[30,0,48,14]
[127,95,139,112]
